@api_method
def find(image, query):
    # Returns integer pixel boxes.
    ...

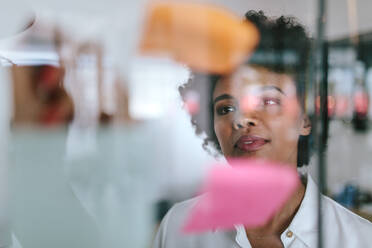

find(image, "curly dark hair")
[179,10,313,167]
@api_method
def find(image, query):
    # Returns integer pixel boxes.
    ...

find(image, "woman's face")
[213,65,311,167]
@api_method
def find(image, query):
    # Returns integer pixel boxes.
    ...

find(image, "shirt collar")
[287,174,318,247]
[235,225,251,248]
[233,174,319,248]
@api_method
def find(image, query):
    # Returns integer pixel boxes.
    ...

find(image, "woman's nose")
[233,115,258,130]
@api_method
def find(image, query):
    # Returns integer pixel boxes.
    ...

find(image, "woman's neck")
[245,178,306,238]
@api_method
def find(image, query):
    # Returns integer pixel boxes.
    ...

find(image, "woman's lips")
[235,135,269,152]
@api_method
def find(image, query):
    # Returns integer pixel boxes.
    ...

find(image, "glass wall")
[1,0,371,248]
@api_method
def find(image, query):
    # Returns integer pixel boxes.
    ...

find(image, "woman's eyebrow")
[213,94,235,104]
[213,86,285,104]
[261,85,286,95]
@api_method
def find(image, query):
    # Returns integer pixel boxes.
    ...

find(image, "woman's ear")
[300,115,311,136]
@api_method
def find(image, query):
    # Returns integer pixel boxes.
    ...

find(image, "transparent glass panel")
[1,1,371,248]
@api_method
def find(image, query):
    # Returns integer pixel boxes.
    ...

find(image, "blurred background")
[0,0,371,247]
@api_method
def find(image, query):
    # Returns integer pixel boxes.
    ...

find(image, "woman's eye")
[262,98,281,106]
[216,105,236,115]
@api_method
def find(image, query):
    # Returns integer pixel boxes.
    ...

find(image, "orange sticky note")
[183,159,299,233]
[140,1,259,74]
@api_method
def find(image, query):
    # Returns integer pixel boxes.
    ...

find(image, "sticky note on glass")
[140,1,259,74]
[183,159,299,233]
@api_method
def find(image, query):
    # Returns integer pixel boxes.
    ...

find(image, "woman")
[153,11,372,248]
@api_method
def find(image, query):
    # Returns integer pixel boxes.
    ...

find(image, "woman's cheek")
[215,122,231,153]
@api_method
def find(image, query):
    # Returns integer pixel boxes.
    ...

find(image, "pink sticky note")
[183,159,299,233]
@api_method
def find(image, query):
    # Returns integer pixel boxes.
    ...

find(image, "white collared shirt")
[153,175,372,248]
[234,175,372,247]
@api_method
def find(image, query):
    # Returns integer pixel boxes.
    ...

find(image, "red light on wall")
[334,96,349,118]
[315,95,336,117]
[353,92,369,115]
